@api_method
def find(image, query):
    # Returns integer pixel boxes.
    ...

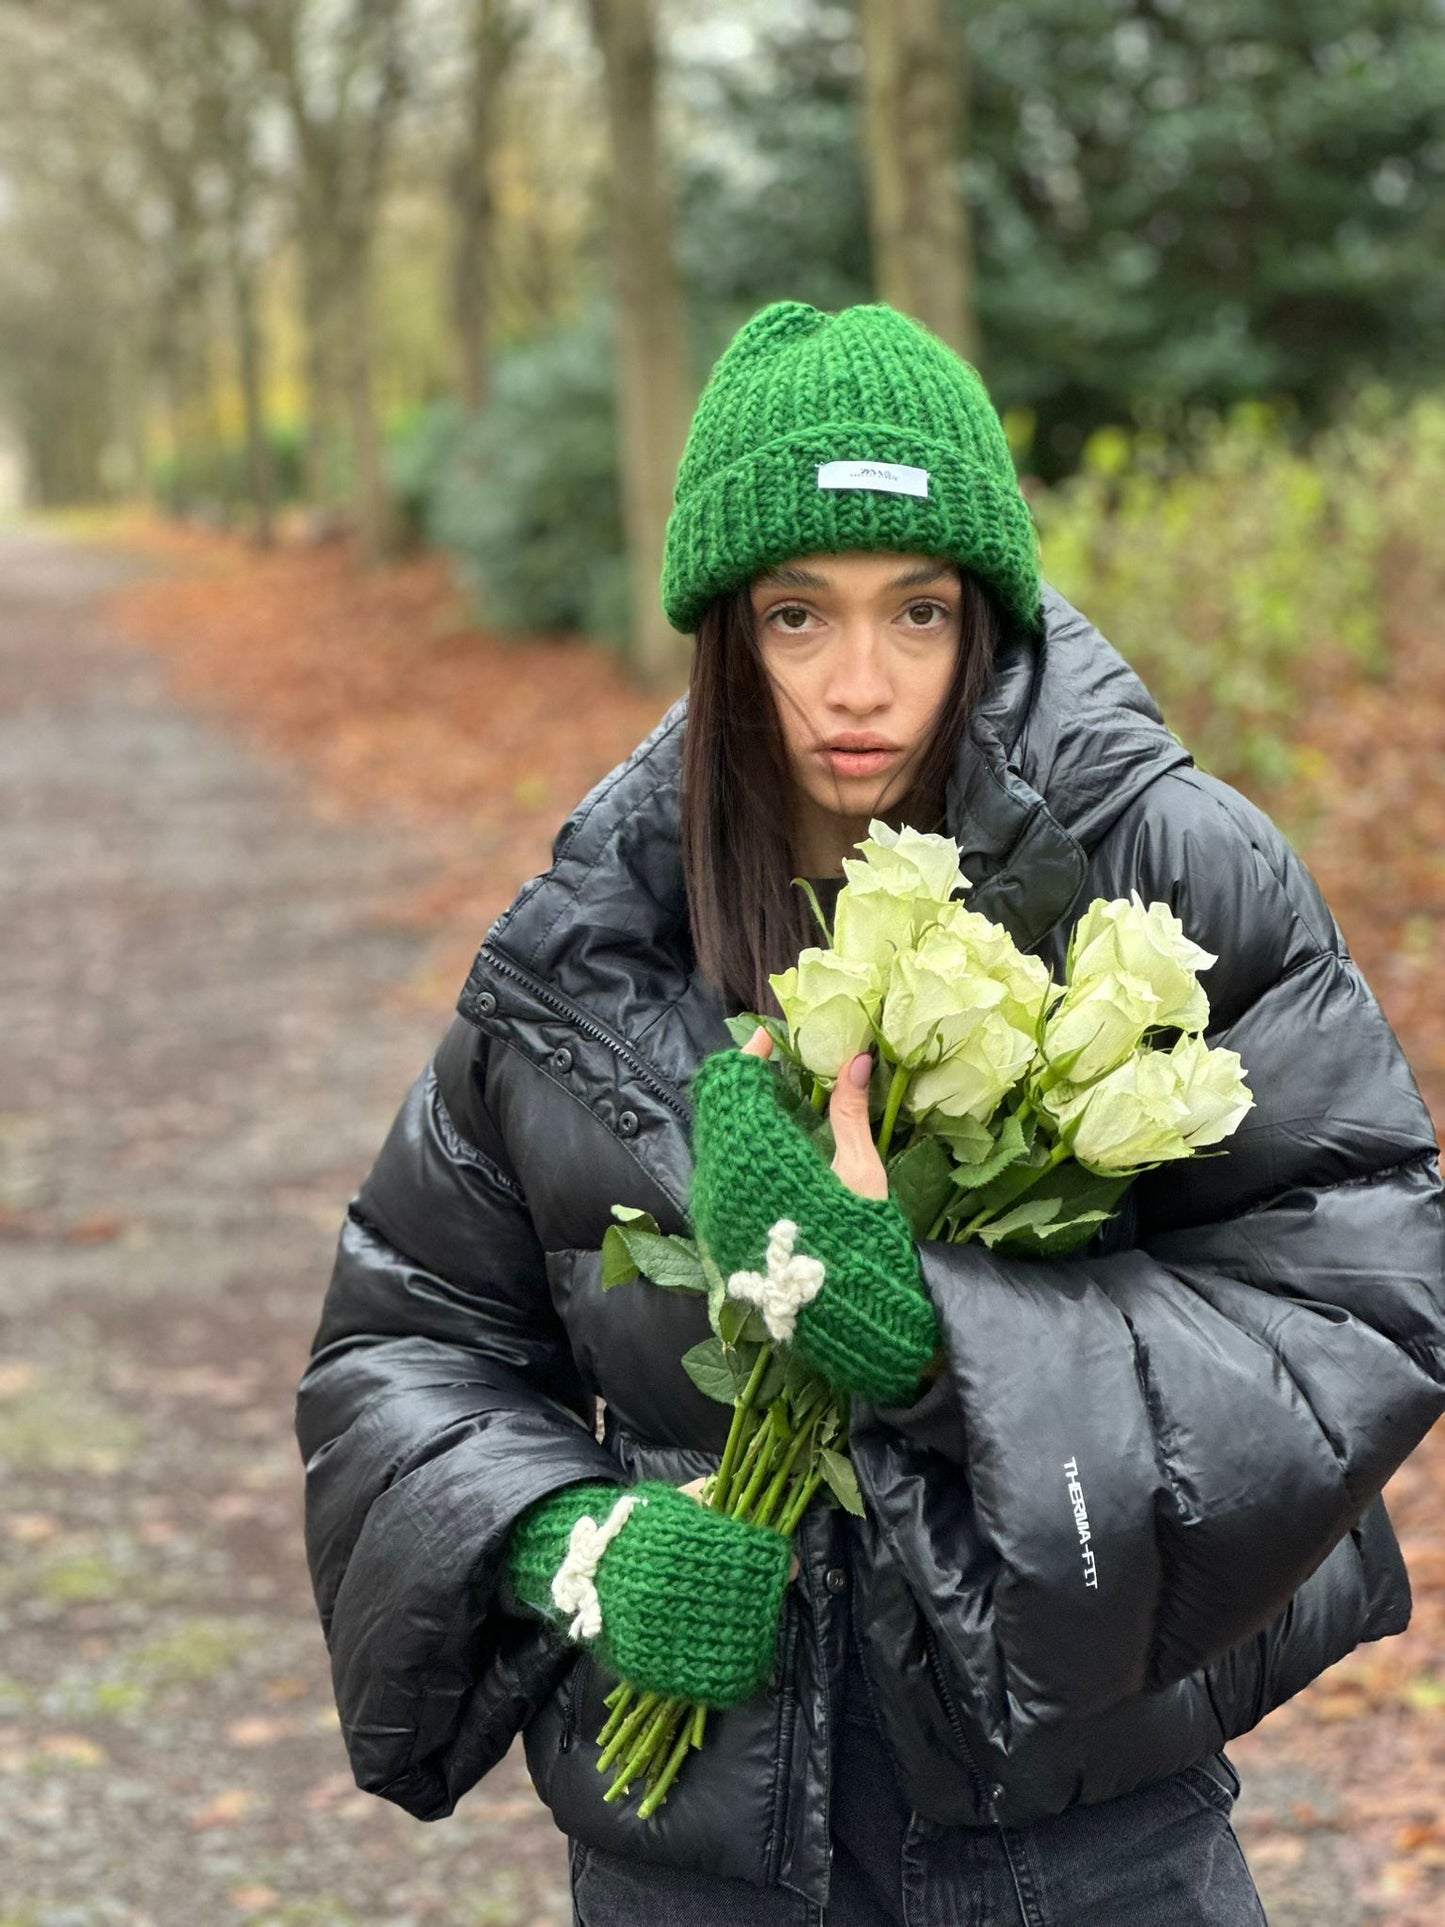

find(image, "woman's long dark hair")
[681,564,1003,1017]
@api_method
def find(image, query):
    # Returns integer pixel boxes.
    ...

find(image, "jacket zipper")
[765,1595,802,1885]
[920,1618,997,1822]
[476,945,692,1123]
[558,1650,591,1755]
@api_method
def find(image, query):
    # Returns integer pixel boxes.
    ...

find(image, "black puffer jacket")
[296,584,1445,1911]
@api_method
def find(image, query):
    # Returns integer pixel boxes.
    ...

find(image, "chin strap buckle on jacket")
[551,1491,647,1640]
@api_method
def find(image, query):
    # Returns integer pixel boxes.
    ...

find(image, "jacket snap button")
[475,990,497,1015]
[990,1782,1006,1805]
[617,1109,639,1137]
[825,1566,846,1594]
[551,1046,573,1073]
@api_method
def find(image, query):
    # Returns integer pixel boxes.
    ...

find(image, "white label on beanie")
[817,459,929,498]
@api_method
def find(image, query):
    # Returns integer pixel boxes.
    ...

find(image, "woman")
[296,302,1445,1925]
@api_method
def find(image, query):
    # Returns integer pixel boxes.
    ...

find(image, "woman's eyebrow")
[754,563,832,589]
[754,562,952,591]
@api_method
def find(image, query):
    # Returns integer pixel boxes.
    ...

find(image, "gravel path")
[0,528,1373,1926]
[0,531,571,1927]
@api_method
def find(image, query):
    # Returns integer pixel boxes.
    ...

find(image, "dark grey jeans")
[567,1634,1268,1926]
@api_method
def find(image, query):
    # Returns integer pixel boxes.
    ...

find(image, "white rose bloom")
[1067,892,1215,1033]
[1049,1049,1195,1174]
[831,879,924,980]
[932,902,1054,1037]
[851,818,970,903]
[831,820,971,977]
[1047,1031,1252,1176]
[770,948,883,1080]
[1169,1032,1255,1145]
[880,926,1041,1123]
[1040,971,1161,1086]
[908,1013,1040,1126]
[880,940,1011,1070]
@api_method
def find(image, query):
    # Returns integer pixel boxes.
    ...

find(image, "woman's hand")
[690,1036,940,1405]
[741,1027,888,1202]
[677,1472,801,1579]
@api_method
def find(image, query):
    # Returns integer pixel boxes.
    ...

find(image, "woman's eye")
[768,605,813,632]
[904,601,950,628]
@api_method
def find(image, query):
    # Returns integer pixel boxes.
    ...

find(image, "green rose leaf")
[605,1227,707,1294]
[947,1108,1033,1192]
[681,1336,745,1405]
[974,1196,1064,1245]
[601,1222,639,1289]
[715,1295,769,1346]
[1007,1207,1117,1255]
[610,1203,661,1229]
[754,1350,790,1410]
[887,1134,955,1238]
[723,1010,794,1058]
[819,1447,866,1517]
[782,1351,828,1400]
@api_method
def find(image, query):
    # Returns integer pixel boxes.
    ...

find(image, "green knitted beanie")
[504,1480,792,1709]
[660,300,1041,638]
[688,1049,941,1407]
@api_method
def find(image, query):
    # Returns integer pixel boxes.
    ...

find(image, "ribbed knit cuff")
[689,1048,942,1405]
[502,1479,792,1710]
[504,1481,624,1625]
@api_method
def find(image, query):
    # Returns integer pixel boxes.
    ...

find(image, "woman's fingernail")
[848,1053,872,1089]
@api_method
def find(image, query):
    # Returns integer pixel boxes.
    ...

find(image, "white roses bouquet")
[768,819,1255,1253]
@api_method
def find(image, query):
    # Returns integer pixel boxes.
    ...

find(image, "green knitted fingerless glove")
[689,1048,941,1406]
[503,1480,792,1709]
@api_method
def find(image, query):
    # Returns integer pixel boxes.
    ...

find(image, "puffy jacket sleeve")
[874,772,1445,1725]
[294,1012,620,1819]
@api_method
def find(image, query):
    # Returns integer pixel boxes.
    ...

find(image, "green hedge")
[1033,387,1444,791]
[423,307,631,646]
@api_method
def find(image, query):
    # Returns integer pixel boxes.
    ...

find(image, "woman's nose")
[825,627,893,714]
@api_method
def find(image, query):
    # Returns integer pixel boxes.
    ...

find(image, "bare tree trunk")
[586,0,692,686]
[251,0,406,554]
[297,169,345,519]
[451,0,526,412]
[343,279,391,560]
[859,0,978,363]
[229,235,274,546]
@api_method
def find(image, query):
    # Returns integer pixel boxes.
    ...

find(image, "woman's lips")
[820,744,901,778]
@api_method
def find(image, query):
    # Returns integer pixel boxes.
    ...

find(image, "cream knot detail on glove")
[726,1218,827,1343]
[550,1491,646,1640]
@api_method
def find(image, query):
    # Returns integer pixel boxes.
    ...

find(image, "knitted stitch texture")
[503,1480,792,1709]
[689,1049,941,1406]
[659,299,1042,638]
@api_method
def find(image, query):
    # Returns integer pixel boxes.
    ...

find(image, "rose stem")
[690,1704,708,1747]
[778,1467,826,1537]
[876,1062,912,1161]
[749,1403,822,1530]
[729,1404,785,1521]
[596,1691,660,1774]
[711,1348,772,1513]
[637,1716,696,1818]
[727,1401,775,1493]
[604,1695,682,1799]
[595,1684,636,1748]
[642,1700,691,1787]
